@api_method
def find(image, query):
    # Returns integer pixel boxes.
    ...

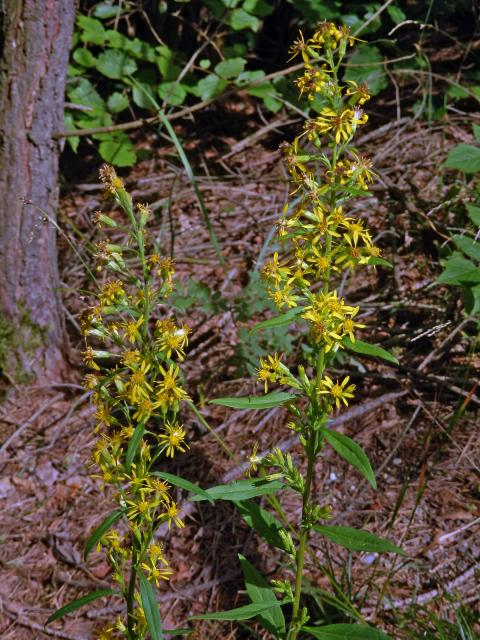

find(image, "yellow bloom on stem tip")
[163,501,185,529]
[318,375,356,408]
[257,353,283,393]
[121,316,144,344]
[147,477,171,502]
[247,442,263,476]
[155,364,190,411]
[156,321,191,361]
[125,360,153,404]
[141,559,173,586]
[158,421,189,458]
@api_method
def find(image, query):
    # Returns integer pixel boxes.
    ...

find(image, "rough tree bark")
[0,0,76,382]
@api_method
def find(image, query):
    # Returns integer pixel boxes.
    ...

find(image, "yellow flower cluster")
[82,165,192,637]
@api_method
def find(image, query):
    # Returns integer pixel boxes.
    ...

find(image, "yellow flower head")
[158,421,189,458]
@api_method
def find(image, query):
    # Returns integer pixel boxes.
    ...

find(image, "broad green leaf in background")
[196,74,228,101]
[463,283,480,315]
[68,77,105,112]
[107,91,130,113]
[94,2,123,19]
[64,113,80,153]
[443,144,480,173]
[96,49,138,79]
[304,624,393,639]
[99,135,137,167]
[152,471,213,503]
[466,203,480,225]
[215,57,246,79]
[342,337,399,365]
[73,47,97,68]
[190,478,284,502]
[210,391,296,409]
[344,45,387,95]
[234,500,287,550]
[387,5,407,23]
[46,589,116,625]
[322,429,377,489]
[156,45,182,80]
[139,571,164,640]
[158,82,187,106]
[191,600,287,621]
[243,0,274,16]
[229,8,261,31]
[313,524,405,554]
[473,124,480,141]
[452,234,480,262]
[437,254,480,285]
[239,554,286,636]
[84,508,124,559]
[77,15,106,45]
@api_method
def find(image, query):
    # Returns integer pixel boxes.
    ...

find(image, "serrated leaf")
[234,500,286,550]
[73,47,97,68]
[196,74,227,101]
[67,77,105,111]
[313,524,405,555]
[191,600,287,621]
[99,135,137,167]
[46,589,115,625]
[84,509,124,559]
[210,391,296,409]
[190,479,284,502]
[96,49,138,79]
[239,555,285,635]
[466,203,480,225]
[452,234,480,262]
[304,624,393,639]
[139,571,164,640]
[158,82,187,106]
[250,307,303,333]
[152,471,213,503]
[126,421,146,469]
[443,144,480,173]
[437,254,480,285]
[107,91,129,113]
[322,429,376,489]
[215,57,246,79]
[344,45,387,95]
[342,337,398,365]
[77,15,105,45]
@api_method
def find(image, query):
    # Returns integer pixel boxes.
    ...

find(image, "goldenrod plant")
[46,166,208,639]
[199,22,404,639]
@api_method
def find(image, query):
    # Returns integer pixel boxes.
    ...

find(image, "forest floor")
[0,96,479,639]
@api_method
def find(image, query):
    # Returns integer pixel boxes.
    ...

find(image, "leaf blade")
[190,479,284,502]
[322,429,376,489]
[342,338,398,365]
[152,471,213,504]
[46,589,116,625]
[313,524,405,555]
[84,509,124,560]
[303,623,393,639]
[139,571,164,640]
[210,391,296,410]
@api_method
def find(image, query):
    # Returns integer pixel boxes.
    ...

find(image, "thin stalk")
[126,542,138,639]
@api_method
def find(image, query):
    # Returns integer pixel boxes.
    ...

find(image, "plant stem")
[126,543,138,639]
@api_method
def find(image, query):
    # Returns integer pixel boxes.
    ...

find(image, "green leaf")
[235,500,286,550]
[387,5,406,23]
[368,256,393,268]
[94,3,122,19]
[158,82,187,106]
[214,57,246,79]
[190,479,284,502]
[466,203,480,225]
[342,337,399,365]
[99,135,137,167]
[322,429,376,489]
[126,422,146,469]
[107,91,130,113]
[73,47,97,68]
[46,589,115,624]
[239,555,285,635]
[344,45,387,95]
[250,307,303,333]
[304,624,393,639]
[191,600,287,621]
[229,8,261,31]
[473,124,480,141]
[77,15,106,45]
[64,113,80,153]
[96,49,138,79]
[84,509,124,559]
[443,144,480,173]
[139,571,164,640]
[156,45,181,80]
[437,254,480,285]
[67,77,105,111]
[152,471,213,503]
[210,391,296,410]
[196,74,227,101]
[464,283,480,315]
[242,0,274,17]
[132,81,155,109]
[452,234,480,262]
[313,524,405,555]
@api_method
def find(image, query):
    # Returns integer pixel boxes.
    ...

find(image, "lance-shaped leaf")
[139,570,164,640]
[313,524,405,555]
[303,623,393,639]
[234,500,286,551]
[152,471,213,504]
[126,421,146,469]
[239,554,286,635]
[322,429,376,489]
[191,600,288,621]
[250,307,303,333]
[84,509,124,559]
[210,391,296,410]
[46,589,116,625]
[190,478,284,502]
[343,338,398,365]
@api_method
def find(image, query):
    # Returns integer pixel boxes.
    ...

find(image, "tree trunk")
[0,0,76,382]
